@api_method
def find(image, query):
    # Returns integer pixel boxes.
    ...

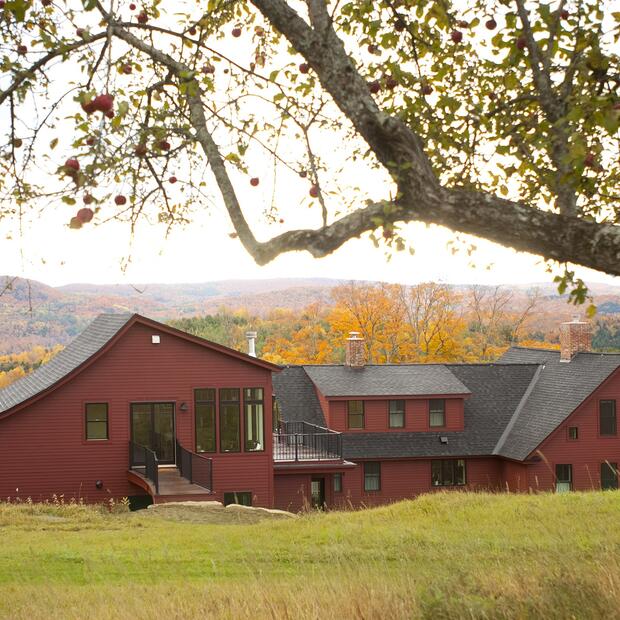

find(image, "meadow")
[0,492,619,619]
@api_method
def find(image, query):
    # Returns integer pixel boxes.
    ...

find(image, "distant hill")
[2,275,620,353]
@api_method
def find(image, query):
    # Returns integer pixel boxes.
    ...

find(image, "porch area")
[128,440,214,504]
[273,421,343,463]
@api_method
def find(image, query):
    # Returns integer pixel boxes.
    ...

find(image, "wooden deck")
[128,466,213,504]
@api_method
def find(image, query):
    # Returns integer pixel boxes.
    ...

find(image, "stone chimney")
[560,317,592,362]
[345,331,366,368]
[246,331,257,357]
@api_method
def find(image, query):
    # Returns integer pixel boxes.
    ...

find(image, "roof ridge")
[492,363,545,456]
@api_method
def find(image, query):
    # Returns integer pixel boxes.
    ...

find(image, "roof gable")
[0,313,279,419]
[496,347,620,460]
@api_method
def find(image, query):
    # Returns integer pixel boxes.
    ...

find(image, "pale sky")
[1,2,618,290]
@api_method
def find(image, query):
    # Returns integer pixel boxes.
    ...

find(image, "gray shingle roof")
[302,364,470,397]
[273,363,539,459]
[0,313,133,415]
[496,347,620,460]
[273,366,327,427]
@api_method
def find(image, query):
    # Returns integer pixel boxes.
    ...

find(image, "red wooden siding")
[0,321,274,504]
[274,474,311,512]
[525,368,620,492]
[324,397,465,433]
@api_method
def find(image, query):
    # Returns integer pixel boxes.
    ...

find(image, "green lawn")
[0,492,619,619]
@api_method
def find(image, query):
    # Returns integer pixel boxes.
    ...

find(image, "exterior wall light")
[180,402,189,412]
[95,480,103,489]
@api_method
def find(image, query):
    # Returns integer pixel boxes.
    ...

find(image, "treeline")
[168,282,557,364]
[0,346,64,389]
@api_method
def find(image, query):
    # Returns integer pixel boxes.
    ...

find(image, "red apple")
[299,170,307,178]
[69,217,82,230]
[114,195,127,205]
[369,80,381,94]
[77,207,94,223]
[584,152,596,168]
[516,36,527,50]
[279,218,284,224]
[81,100,97,115]
[421,83,433,96]
[231,27,242,37]
[451,30,463,43]
[92,93,114,113]
[169,176,177,184]
[385,76,398,90]
[394,18,406,32]
[457,20,469,28]
[157,140,171,151]
[105,110,114,119]
[309,185,318,198]
[86,136,96,146]
[65,158,80,172]
[83,193,94,205]
[76,28,85,37]
[560,9,569,19]
[41,0,52,6]
[250,177,259,187]
[17,44,27,55]
[129,2,136,9]
[299,62,310,74]
[367,44,378,54]
[121,63,132,74]
[485,18,497,30]
[137,11,148,24]
[134,143,147,157]
[188,26,197,36]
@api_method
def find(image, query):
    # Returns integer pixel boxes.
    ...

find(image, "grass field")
[1,492,619,619]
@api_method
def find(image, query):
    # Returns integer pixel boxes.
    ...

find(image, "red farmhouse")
[0,314,618,510]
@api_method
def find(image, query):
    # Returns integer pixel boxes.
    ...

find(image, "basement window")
[85,403,109,440]
[223,491,252,507]
[567,426,579,441]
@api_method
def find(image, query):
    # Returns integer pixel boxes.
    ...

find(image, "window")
[601,462,618,490]
[347,400,365,429]
[219,388,240,452]
[85,403,108,440]
[244,388,265,452]
[195,389,216,453]
[429,399,446,427]
[333,473,343,493]
[364,462,381,491]
[600,400,617,436]
[223,491,252,506]
[567,426,579,440]
[431,459,466,486]
[389,400,405,428]
[555,464,572,492]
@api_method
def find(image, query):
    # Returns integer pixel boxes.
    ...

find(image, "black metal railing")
[175,441,213,492]
[274,420,342,462]
[129,441,159,494]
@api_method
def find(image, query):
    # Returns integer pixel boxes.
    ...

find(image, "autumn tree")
[1,1,620,298]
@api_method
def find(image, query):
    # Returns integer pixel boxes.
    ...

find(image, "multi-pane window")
[195,389,216,453]
[555,464,572,492]
[347,400,365,429]
[85,403,108,440]
[601,462,618,490]
[223,491,252,506]
[244,388,265,452]
[567,426,579,440]
[219,388,240,452]
[364,462,381,491]
[333,473,343,493]
[389,400,405,428]
[600,400,617,436]
[431,459,466,486]
[429,399,446,427]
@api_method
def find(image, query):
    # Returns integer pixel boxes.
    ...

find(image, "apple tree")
[1,0,620,301]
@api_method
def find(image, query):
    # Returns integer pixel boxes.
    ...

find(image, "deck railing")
[129,441,159,494]
[274,421,342,462]
[175,441,213,491]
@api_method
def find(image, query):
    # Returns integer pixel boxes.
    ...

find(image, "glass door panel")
[130,403,175,465]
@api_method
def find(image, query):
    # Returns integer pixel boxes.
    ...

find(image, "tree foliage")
[1,0,620,295]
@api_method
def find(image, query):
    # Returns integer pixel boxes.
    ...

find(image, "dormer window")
[429,399,446,428]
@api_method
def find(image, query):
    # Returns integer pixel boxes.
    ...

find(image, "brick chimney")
[345,331,366,368]
[560,317,592,362]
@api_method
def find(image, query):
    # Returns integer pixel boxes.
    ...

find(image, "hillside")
[2,274,620,353]
[0,492,619,619]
